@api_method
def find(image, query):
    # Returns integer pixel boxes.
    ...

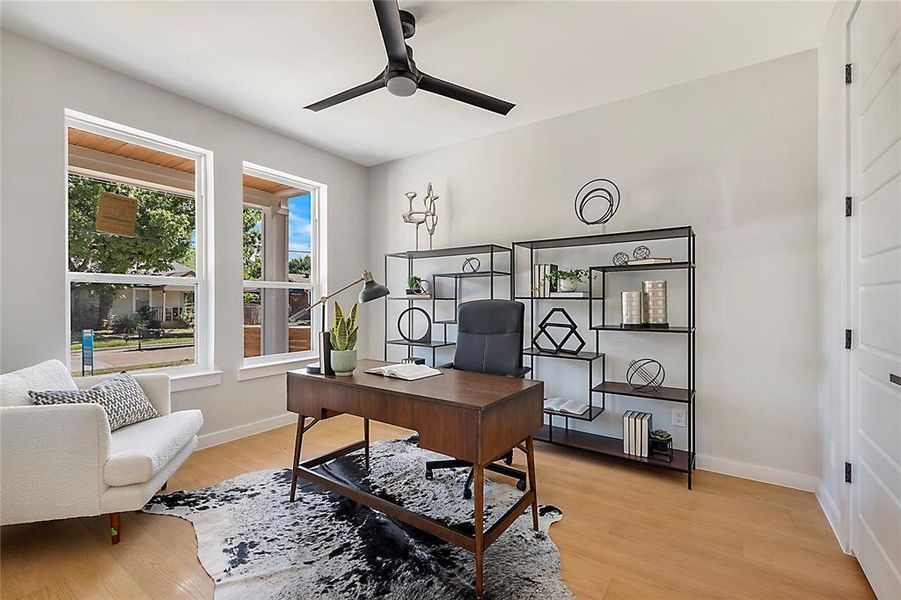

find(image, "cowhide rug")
[143,436,573,599]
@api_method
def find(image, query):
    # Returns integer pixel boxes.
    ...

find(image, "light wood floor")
[1,415,873,599]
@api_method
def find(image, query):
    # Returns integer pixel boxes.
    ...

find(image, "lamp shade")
[359,277,389,304]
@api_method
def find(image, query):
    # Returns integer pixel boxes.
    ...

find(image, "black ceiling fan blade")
[373,0,410,70]
[304,75,386,111]
[418,73,515,115]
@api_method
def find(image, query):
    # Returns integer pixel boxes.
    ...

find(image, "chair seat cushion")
[104,409,203,486]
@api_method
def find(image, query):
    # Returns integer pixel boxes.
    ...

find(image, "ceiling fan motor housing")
[387,71,418,97]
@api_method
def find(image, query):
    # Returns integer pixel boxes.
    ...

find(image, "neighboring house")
[71,262,195,330]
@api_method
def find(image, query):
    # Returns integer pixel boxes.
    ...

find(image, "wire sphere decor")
[461,257,481,273]
[633,245,651,260]
[612,252,629,266]
[397,307,432,344]
[574,178,621,226]
[626,358,666,391]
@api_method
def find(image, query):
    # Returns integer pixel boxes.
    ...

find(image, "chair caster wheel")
[517,479,527,491]
[463,488,472,500]
[504,455,513,466]
[425,470,433,480]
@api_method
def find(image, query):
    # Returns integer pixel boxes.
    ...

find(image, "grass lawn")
[72,359,193,377]
[71,330,193,350]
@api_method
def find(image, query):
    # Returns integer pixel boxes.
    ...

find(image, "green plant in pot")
[329,301,359,376]
[406,275,423,295]
[544,268,589,293]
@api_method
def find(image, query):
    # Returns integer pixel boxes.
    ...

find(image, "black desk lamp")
[291,270,389,374]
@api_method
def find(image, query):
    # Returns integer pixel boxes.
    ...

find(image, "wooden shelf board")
[592,381,693,403]
[543,405,605,421]
[386,244,510,259]
[590,261,692,273]
[513,226,693,250]
[534,425,691,473]
[591,325,693,334]
[523,347,605,361]
[433,271,510,278]
[385,339,456,348]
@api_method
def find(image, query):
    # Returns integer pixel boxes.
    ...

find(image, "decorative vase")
[558,278,578,293]
[641,280,668,327]
[330,349,357,376]
[621,291,643,328]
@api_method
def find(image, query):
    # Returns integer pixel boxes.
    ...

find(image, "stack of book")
[532,263,558,295]
[623,411,653,457]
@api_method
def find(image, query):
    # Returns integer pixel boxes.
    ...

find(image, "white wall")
[0,32,369,441]
[368,51,820,488]
[816,0,856,551]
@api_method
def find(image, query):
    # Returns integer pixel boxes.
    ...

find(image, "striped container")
[621,291,643,328]
[641,280,668,327]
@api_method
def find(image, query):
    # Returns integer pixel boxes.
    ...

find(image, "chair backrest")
[453,300,525,376]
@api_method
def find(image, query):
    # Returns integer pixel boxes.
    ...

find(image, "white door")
[848,1,901,598]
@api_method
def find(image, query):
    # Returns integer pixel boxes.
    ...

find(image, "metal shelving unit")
[384,244,511,366]
[513,226,697,489]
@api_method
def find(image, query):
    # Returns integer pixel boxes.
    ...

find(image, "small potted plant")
[544,268,590,293]
[329,301,359,376]
[649,429,673,462]
[406,275,423,295]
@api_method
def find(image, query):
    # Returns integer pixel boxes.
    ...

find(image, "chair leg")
[109,512,121,545]
[463,468,475,499]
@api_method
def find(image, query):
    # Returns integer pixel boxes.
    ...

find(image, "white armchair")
[0,360,202,543]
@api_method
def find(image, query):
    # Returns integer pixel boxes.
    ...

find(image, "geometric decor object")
[461,257,481,273]
[574,178,620,226]
[531,307,585,355]
[402,183,439,251]
[397,306,432,344]
[612,251,629,266]
[633,245,651,260]
[626,358,666,391]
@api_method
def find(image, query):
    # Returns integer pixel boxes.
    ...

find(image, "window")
[66,111,212,378]
[242,163,322,362]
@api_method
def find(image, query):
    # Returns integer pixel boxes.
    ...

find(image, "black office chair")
[424,299,531,499]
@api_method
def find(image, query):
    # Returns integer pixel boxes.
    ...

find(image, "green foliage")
[406,275,422,291]
[649,429,672,441]
[544,268,589,285]
[179,296,195,328]
[111,313,142,337]
[289,255,311,276]
[243,291,261,304]
[329,301,359,351]
[68,174,195,274]
[136,306,160,329]
[243,207,262,279]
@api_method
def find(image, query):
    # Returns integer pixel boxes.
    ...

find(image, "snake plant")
[329,301,359,352]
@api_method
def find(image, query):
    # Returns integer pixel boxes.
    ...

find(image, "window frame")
[241,162,324,369]
[64,110,215,380]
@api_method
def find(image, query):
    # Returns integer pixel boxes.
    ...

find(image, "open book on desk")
[364,363,443,381]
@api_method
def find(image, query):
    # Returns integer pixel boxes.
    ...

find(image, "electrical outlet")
[672,407,686,427]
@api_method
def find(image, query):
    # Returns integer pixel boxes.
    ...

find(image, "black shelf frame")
[384,244,512,366]
[513,226,696,488]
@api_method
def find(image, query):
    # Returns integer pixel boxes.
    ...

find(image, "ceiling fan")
[304,0,515,115]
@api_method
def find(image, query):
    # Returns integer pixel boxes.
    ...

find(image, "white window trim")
[64,110,216,381]
[240,162,325,372]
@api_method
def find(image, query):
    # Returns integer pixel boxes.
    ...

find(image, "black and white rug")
[143,436,573,599]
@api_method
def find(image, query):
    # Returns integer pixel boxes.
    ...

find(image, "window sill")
[170,370,223,392]
[238,353,317,382]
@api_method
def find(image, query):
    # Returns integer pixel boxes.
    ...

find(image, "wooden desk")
[287,359,544,598]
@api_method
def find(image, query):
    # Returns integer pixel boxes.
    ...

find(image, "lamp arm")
[289,276,364,322]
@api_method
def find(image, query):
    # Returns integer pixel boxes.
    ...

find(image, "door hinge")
[845,461,852,483]
[845,329,852,349]
[845,63,853,85]
[845,196,853,217]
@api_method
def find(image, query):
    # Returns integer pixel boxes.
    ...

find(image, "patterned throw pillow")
[28,372,160,431]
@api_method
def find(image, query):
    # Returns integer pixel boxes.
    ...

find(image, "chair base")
[425,450,526,499]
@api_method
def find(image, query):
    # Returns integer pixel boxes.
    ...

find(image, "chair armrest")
[507,366,532,379]
[76,372,171,416]
[0,404,111,525]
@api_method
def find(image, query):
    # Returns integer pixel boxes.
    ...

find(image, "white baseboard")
[816,480,850,553]
[197,412,296,450]
[696,454,818,492]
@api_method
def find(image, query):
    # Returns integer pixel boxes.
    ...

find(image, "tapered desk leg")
[363,418,370,470]
[289,414,306,502]
[525,435,539,531]
[474,464,485,599]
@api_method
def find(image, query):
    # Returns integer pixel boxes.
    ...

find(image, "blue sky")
[288,193,311,257]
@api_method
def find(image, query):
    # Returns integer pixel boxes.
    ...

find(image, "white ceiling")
[1,1,833,166]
